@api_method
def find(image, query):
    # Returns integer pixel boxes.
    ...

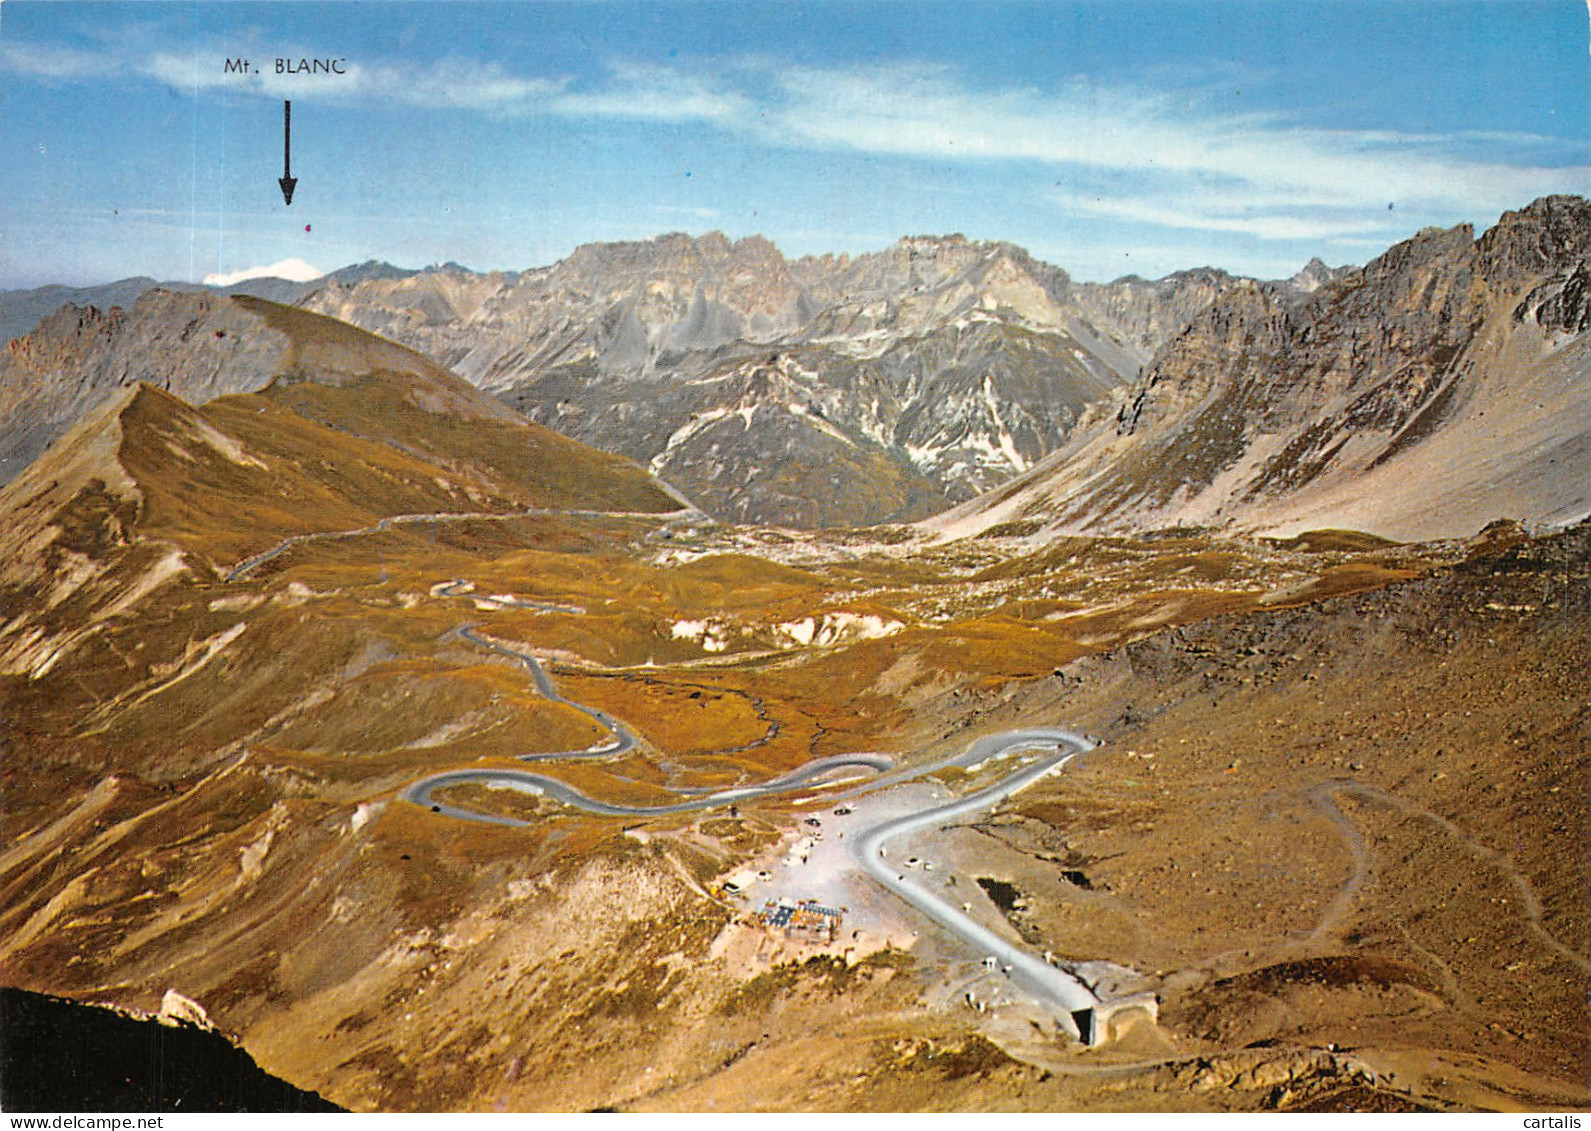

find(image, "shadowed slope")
[0,987,343,1112]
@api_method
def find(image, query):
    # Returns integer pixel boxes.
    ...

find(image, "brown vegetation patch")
[1293,1085,1438,1112]
[1216,955,1440,996]
[696,817,781,854]
[1266,529,1400,553]
[556,672,770,758]
[875,1033,1018,1081]
[262,372,676,516]
[721,951,915,1017]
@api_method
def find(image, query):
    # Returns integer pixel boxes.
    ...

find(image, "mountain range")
[0,238,1325,527]
[299,234,1353,527]
[4,195,1585,539]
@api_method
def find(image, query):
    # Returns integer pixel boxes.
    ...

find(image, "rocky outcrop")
[1287,256,1353,294]
[1071,267,1254,363]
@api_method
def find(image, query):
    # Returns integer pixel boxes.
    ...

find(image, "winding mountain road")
[396,581,1103,1037]
[223,504,694,582]
[400,753,897,825]
[853,731,1101,1027]
[449,622,638,759]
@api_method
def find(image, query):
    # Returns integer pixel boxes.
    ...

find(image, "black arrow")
[278,100,298,205]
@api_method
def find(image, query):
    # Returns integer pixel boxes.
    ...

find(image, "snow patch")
[786,402,856,447]
[777,612,903,648]
[651,407,743,473]
[670,618,729,652]
[203,257,324,286]
[349,801,383,835]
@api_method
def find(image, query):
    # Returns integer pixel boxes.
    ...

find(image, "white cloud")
[653,205,722,219]
[1064,195,1399,243]
[392,58,565,110]
[550,61,750,123]
[756,62,1586,224]
[121,43,744,124]
[136,50,564,110]
[0,42,118,80]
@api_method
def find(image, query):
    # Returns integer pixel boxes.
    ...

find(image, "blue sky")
[2,1,1587,287]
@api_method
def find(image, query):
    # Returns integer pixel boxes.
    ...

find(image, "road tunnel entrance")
[1072,1007,1096,1046]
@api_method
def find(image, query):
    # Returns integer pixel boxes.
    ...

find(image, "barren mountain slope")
[0,295,679,691]
[0,284,468,484]
[5,470,1577,1111]
[929,195,1590,542]
[0,291,290,483]
[948,521,1589,1112]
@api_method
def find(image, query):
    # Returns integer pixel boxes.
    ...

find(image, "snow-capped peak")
[203,258,324,287]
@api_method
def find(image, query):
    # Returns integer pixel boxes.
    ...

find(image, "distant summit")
[1288,256,1351,293]
[203,258,324,287]
[0,261,419,345]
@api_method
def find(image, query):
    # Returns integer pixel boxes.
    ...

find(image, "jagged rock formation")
[304,233,1325,527]
[1070,267,1255,363]
[301,234,1126,525]
[929,195,1591,542]
[1287,256,1353,294]
[0,277,171,353]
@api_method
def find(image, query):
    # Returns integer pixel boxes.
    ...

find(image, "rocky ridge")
[929,195,1591,542]
[5,234,1341,528]
[0,260,417,345]
[0,263,423,482]
[298,233,1340,527]
[0,292,291,482]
